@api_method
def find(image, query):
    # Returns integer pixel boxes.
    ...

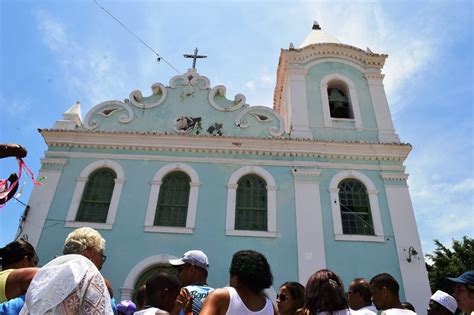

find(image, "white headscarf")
[20,254,113,314]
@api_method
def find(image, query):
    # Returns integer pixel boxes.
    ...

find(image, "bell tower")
[274,22,400,143]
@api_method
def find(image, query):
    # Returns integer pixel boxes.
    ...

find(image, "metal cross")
[183,47,207,69]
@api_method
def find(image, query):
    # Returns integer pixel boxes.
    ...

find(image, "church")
[20,22,431,310]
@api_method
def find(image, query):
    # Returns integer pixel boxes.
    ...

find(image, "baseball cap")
[430,290,458,314]
[447,270,474,285]
[169,250,209,271]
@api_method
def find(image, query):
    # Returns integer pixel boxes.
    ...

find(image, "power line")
[93,0,180,73]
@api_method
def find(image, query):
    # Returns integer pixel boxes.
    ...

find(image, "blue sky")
[1,0,472,257]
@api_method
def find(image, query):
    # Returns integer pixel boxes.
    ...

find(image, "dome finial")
[312,21,321,30]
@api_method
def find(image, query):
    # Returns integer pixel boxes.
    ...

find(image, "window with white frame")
[65,160,125,230]
[235,174,268,231]
[320,73,363,129]
[76,168,116,223]
[338,178,374,235]
[329,170,384,242]
[154,171,190,227]
[144,163,199,234]
[226,166,277,237]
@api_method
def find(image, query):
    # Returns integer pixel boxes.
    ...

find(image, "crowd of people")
[0,227,473,315]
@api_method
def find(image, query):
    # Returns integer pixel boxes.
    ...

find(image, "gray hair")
[63,227,105,255]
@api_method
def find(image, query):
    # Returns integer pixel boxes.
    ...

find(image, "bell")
[328,89,349,118]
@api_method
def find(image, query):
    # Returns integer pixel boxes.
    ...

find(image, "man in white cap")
[169,250,213,315]
[428,290,458,315]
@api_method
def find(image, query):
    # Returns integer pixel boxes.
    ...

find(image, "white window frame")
[329,170,384,242]
[65,160,125,230]
[144,163,200,234]
[226,166,277,237]
[320,73,363,130]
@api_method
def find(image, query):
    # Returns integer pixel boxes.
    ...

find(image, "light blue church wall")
[35,153,302,296]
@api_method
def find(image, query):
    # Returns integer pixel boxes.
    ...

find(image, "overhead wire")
[93,0,181,74]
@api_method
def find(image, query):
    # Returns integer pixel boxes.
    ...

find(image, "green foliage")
[426,236,474,293]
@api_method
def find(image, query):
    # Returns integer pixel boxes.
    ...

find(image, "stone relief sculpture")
[173,116,202,133]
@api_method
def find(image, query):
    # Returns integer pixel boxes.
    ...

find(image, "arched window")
[329,170,384,242]
[235,174,267,231]
[320,73,363,129]
[76,168,116,223]
[327,81,353,119]
[226,166,277,237]
[338,179,374,235]
[154,171,190,227]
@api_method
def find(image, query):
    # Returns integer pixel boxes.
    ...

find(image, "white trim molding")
[120,254,177,300]
[144,163,200,234]
[320,73,363,130]
[292,168,326,284]
[329,170,384,242]
[226,166,277,237]
[65,160,125,229]
[19,169,63,246]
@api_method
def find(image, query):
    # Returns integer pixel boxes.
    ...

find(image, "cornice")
[285,43,387,67]
[39,129,411,162]
[292,168,322,177]
[380,172,409,182]
[40,158,68,166]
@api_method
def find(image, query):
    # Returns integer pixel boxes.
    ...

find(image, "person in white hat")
[169,250,213,315]
[428,290,458,315]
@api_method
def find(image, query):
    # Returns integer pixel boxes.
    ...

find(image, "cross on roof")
[183,47,207,69]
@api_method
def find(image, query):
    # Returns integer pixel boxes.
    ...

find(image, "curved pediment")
[79,69,284,138]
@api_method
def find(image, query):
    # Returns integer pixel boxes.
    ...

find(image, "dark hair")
[281,281,305,310]
[146,272,181,303]
[304,269,347,313]
[134,285,147,310]
[351,278,372,304]
[229,250,273,293]
[0,240,37,269]
[370,273,400,297]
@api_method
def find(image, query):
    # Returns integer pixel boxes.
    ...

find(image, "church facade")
[20,24,431,310]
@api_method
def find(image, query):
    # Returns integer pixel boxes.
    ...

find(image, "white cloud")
[299,1,441,115]
[245,80,256,90]
[34,10,128,112]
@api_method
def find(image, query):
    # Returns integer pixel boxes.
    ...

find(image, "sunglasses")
[277,293,289,302]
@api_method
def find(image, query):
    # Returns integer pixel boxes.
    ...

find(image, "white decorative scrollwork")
[169,68,210,90]
[99,107,122,117]
[208,85,247,112]
[84,100,134,130]
[235,106,285,137]
[129,83,167,109]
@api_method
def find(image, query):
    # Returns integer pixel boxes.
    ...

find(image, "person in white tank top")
[200,250,277,315]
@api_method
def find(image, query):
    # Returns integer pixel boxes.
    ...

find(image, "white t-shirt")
[134,307,169,314]
[352,305,377,315]
[381,308,417,315]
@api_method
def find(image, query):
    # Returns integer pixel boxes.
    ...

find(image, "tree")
[426,236,474,293]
